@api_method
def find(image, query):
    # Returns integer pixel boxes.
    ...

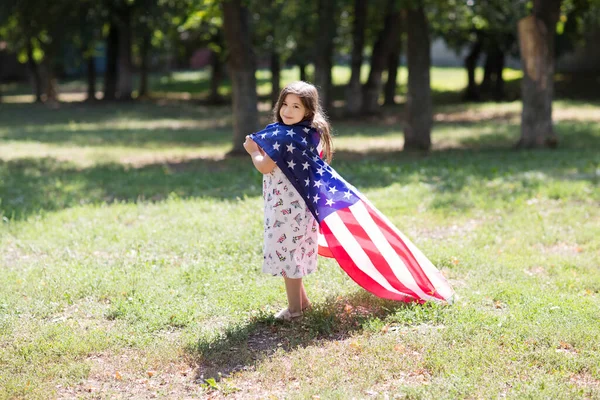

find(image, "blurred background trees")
[0,0,598,150]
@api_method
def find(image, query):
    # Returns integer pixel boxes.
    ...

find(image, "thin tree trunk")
[26,38,43,103]
[384,42,401,106]
[314,0,336,110]
[138,32,150,98]
[117,6,133,100]
[222,0,259,155]
[345,0,368,114]
[86,55,97,101]
[208,50,223,104]
[464,39,482,101]
[40,57,59,104]
[103,24,118,101]
[403,5,432,151]
[494,51,505,101]
[298,63,307,81]
[517,0,562,148]
[363,2,401,114]
[271,50,281,107]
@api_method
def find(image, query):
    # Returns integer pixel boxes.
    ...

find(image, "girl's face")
[279,94,306,125]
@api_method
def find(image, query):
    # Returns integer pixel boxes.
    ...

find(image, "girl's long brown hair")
[273,81,333,163]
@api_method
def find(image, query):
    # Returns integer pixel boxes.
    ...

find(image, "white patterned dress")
[262,166,318,278]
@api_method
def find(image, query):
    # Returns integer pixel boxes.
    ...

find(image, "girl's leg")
[300,280,311,311]
[283,276,303,314]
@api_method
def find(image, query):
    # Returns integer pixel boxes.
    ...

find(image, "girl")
[243,81,332,321]
[244,82,455,320]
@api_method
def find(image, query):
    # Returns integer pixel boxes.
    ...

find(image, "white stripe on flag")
[358,194,455,302]
[318,232,328,248]
[324,211,411,298]
[348,202,438,302]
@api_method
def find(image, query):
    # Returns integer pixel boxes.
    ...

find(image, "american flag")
[251,121,454,303]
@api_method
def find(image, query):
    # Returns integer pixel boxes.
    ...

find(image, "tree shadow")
[2,124,598,221]
[185,290,445,382]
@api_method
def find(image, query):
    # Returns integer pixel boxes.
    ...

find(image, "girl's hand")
[243,135,260,154]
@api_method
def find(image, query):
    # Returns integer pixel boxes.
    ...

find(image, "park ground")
[0,67,599,399]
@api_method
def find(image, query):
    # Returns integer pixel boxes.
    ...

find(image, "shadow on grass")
[185,290,446,382]
[1,127,598,221]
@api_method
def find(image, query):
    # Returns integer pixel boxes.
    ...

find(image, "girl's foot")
[302,302,312,312]
[274,308,303,321]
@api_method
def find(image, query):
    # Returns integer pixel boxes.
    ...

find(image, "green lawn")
[0,69,599,399]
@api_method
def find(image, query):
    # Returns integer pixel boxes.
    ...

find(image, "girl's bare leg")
[300,280,311,311]
[283,276,303,314]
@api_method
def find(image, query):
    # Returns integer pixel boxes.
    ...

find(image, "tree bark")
[403,5,432,151]
[222,0,259,155]
[345,0,368,114]
[517,0,562,148]
[103,24,119,101]
[86,54,97,101]
[463,39,482,101]
[138,32,150,98]
[116,5,133,100]
[480,45,505,100]
[314,0,336,110]
[271,50,281,107]
[26,38,43,103]
[362,3,401,114]
[208,50,223,104]
[384,41,401,106]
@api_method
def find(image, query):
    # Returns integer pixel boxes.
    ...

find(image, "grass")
[0,67,599,399]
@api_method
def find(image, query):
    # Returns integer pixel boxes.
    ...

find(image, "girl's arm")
[243,136,276,174]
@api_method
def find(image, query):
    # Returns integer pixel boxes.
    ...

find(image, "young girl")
[243,81,332,321]
[244,82,455,321]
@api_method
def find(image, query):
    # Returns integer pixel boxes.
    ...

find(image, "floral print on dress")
[263,166,318,278]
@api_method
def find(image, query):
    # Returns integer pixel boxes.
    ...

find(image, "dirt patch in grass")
[56,349,201,399]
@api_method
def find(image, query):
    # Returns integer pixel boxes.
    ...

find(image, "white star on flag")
[302,150,307,157]
[313,155,320,162]
[271,128,279,136]
[314,180,323,188]
[316,167,325,176]
[286,129,295,137]
[286,143,295,153]
[343,190,352,199]
[301,137,308,145]
[273,142,280,151]
[287,160,296,169]
[312,194,320,203]
[325,198,334,206]
[303,127,310,133]
[302,162,310,170]
[260,133,267,139]
[328,186,338,194]
[304,178,310,186]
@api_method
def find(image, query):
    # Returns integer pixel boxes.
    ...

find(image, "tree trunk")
[271,50,281,107]
[222,0,259,155]
[517,0,562,149]
[26,38,43,103]
[403,5,432,151]
[363,1,401,114]
[314,0,336,110]
[40,58,59,105]
[138,32,150,98]
[86,55,97,101]
[494,51,505,101]
[208,50,223,104]
[463,39,482,101]
[117,6,133,100]
[103,24,119,101]
[384,42,401,106]
[480,44,505,101]
[345,0,368,114]
[298,63,307,81]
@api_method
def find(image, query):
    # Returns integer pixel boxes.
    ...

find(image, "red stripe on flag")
[335,207,422,300]
[320,219,416,302]
[364,202,444,300]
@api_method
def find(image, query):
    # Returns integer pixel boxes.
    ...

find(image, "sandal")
[274,308,303,321]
